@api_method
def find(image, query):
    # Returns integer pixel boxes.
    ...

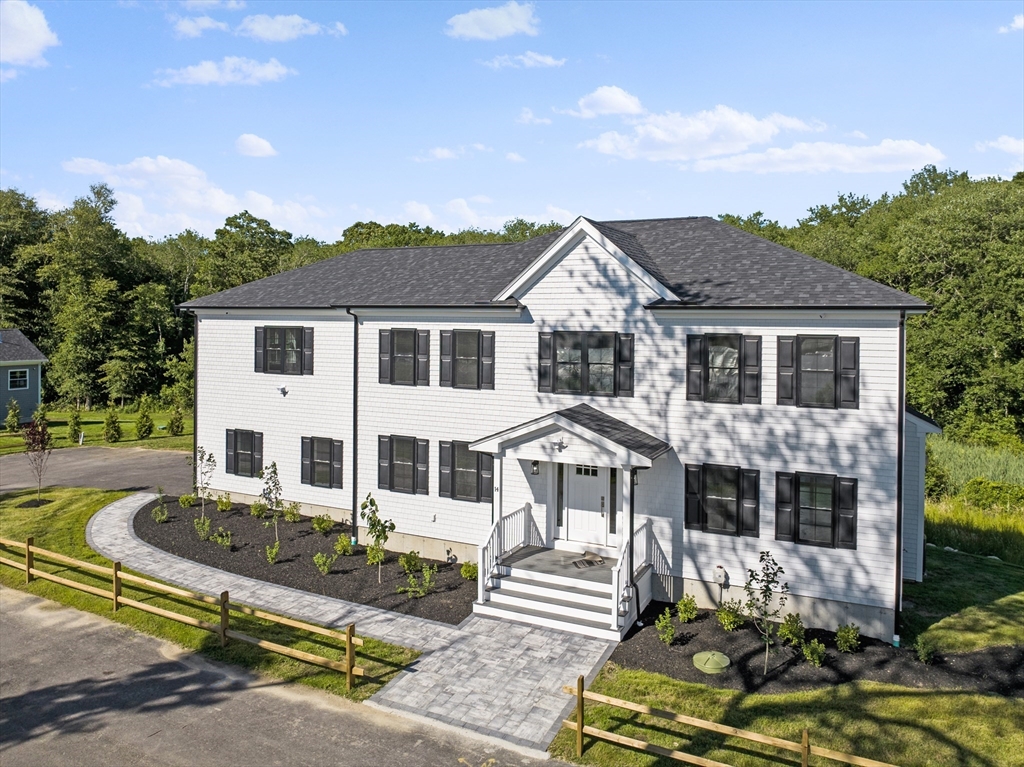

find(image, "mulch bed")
[133,498,476,625]
[611,601,1024,697]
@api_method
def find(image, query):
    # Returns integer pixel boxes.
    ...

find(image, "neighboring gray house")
[182,215,934,644]
[0,328,46,423]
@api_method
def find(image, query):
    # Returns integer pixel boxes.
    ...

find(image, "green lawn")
[0,409,194,456]
[925,496,1024,567]
[549,664,1024,767]
[0,486,418,701]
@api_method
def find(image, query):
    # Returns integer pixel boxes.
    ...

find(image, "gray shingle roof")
[0,328,47,364]
[181,216,927,311]
[557,404,671,461]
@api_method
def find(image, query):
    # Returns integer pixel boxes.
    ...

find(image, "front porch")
[503,545,615,586]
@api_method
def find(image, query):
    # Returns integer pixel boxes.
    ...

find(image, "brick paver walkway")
[87,494,616,754]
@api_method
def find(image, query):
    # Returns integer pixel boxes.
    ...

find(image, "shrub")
[178,493,196,508]
[66,408,82,443]
[5,398,20,432]
[102,409,121,443]
[313,551,338,575]
[215,493,232,512]
[209,527,232,548]
[778,612,806,646]
[134,397,154,440]
[803,638,826,667]
[167,405,185,436]
[676,593,698,623]
[397,564,438,598]
[312,514,335,535]
[716,598,744,631]
[915,635,937,664]
[460,561,478,580]
[655,607,675,645]
[265,540,280,565]
[927,435,1024,493]
[334,535,353,556]
[366,544,385,569]
[960,477,1024,510]
[283,501,302,522]
[32,402,48,424]
[193,516,211,541]
[399,550,423,575]
[925,442,952,499]
[249,501,267,518]
[836,623,861,653]
[151,499,169,523]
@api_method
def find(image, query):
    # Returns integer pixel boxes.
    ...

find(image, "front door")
[566,464,608,546]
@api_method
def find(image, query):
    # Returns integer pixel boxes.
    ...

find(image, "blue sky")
[1,0,1022,240]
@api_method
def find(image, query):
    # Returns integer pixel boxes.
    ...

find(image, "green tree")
[5,397,20,432]
[193,211,293,298]
[47,276,117,408]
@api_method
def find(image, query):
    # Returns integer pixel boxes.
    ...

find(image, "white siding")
[902,418,928,583]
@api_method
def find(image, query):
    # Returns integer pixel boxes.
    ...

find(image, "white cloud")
[693,139,945,173]
[0,0,59,78]
[172,15,228,38]
[235,133,277,157]
[445,1,538,40]
[469,195,492,204]
[516,107,551,125]
[181,1,245,9]
[846,130,868,140]
[998,14,1023,33]
[976,135,1024,156]
[403,201,436,224]
[155,56,295,86]
[565,86,644,119]
[61,154,327,238]
[471,142,493,152]
[581,104,822,161]
[483,50,565,69]
[429,147,459,160]
[506,152,525,162]
[33,189,67,211]
[237,14,345,42]
[545,204,572,223]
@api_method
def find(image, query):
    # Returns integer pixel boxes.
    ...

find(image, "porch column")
[622,464,633,592]
[492,451,504,525]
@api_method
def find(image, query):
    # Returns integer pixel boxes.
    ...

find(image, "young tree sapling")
[743,550,790,675]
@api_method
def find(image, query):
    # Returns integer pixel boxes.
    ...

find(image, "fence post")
[112,562,121,612]
[346,623,355,691]
[801,728,810,767]
[576,674,585,757]
[219,591,229,648]
[25,537,33,584]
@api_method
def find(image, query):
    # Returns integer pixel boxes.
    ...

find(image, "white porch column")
[493,451,504,524]
[622,464,633,588]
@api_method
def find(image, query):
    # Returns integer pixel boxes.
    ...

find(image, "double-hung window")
[684,463,760,537]
[301,437,343,489]
[537,331,634,397]
[226,429,263,477]
[378,435,429,494]
[439,330,495,389]
[777,336,860,408]
[8,369,28,390]
[255,327,313,375]
[686,334,762,404]
[775,471,858,549]
[439,441,494,502]
[379,329,429,386]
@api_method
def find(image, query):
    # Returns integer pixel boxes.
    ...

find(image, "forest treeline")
[1,166,1021,450]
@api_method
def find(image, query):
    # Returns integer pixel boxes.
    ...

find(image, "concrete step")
[495,564,615,594]
[473,601,622,641]
[488,588,613,624]
[494,575,612,608]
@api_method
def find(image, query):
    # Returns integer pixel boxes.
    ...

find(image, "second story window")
[778,336,860,409]
[537,331,634,397]
[255,327,313,375]
[439,330,495,389]
[687,334,761,404]
[379,329,429,386]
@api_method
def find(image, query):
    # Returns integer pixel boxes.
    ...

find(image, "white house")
[181,216,933,643]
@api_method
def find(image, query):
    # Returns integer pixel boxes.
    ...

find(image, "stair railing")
[477,504,529,604]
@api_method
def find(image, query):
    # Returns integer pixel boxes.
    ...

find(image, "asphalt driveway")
[0,447,193,496]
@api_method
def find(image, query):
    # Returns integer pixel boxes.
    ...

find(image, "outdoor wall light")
[277,386,289,397]
[632,471,639,486]
[531,460,539,475]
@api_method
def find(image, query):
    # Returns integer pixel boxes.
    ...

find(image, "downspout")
[628,469,636,590]
[345,308,359,544]
[192,312,198,493]
[894,310,906,645]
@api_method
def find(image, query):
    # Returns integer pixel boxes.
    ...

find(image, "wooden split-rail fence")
[0,536,366,690]
[563,675,899,767]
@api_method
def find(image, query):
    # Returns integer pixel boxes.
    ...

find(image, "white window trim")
[7,368,29,390]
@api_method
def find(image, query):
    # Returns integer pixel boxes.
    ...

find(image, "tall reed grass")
[925,497,1024,567]
[927,436,1024,494]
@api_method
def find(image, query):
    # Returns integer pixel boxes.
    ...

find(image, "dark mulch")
[133,498,476,625]
[18,499,53,508]
[611,601,1024,697]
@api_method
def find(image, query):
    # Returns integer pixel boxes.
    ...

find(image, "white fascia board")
[647,307,903,324]
[494,217,677,302]
[352,306,524,319]
[192,308,350,320]
[0,360,45,366]
[906,411,942,434]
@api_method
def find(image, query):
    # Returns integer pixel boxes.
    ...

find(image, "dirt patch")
[133,498,476,625]
[611,602,1024,697]
[17,499,53,508]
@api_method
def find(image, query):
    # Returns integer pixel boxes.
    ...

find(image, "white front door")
[566,465,608,546]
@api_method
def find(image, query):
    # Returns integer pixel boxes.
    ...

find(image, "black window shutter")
[439,331,453,387]
[415,330,430,386]
[775,472,796,541]
[378,436,391,489]
[331,440,343,489]
[777,337,796,406]
[378,331,391,383]
[538,332,554,392]
[254,328,265,373]
[686,335,705,401]
[684,464,703,529]
[253,432,263,476]
[740,469,760,537]
[414,438,429,495]
[480,331,495,390]
[226,429,235,475]
[301,436,312,485]
[439,441,453,498]
[302,327,314,375]
[479,453,494,503]
[836,477,858,549]
[616,333,634,397]
[742,336,762,405]
[838,337,859,409]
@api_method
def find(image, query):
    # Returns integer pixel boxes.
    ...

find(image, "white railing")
[477,504,530,604]
[632,518,652,577]
[608,533,630,631]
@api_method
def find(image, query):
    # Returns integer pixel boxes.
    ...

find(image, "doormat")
[573,553,605,569]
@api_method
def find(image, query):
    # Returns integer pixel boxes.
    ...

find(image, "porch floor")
[501,545,616,585]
